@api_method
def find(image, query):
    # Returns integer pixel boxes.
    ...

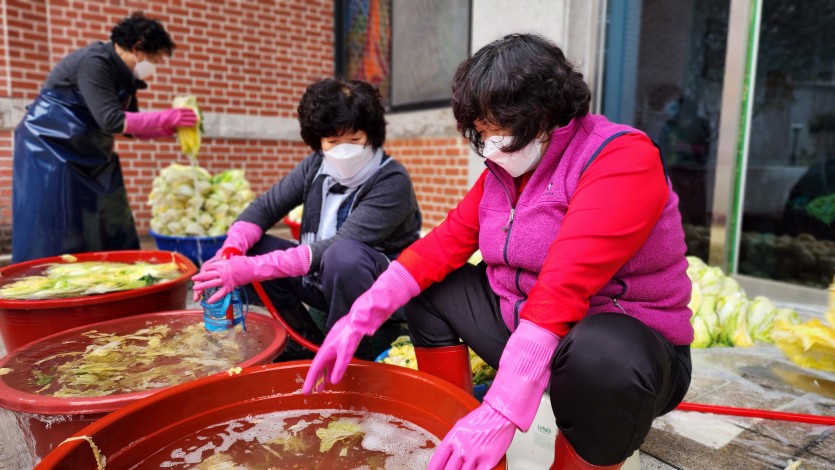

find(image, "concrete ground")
[1,226,833,469]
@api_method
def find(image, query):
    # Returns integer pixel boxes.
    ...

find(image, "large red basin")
[36,361,507,469]
[0,310,286,462]
[0,250,197,351]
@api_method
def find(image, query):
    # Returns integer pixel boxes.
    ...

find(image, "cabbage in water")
[28,323,244,397]
[0,260,181,300]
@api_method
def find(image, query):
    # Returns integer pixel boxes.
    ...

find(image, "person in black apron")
[12,12,196,263]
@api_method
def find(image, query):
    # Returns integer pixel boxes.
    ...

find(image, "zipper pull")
[503,208,515,232]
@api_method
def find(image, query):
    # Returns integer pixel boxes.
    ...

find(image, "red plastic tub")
[36,362,507,469]
[0,250,197,351]
[0,310,286,464]
[283,215,301,240]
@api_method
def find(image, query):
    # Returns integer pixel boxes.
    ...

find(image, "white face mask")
[483,135,544,177]
[322,143,375,180]
[133,60,156,80]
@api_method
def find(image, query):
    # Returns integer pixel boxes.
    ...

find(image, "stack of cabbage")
[380,336,496,386]
[149,163,255,237]
[686,256,800,348]
[287,204,303,225]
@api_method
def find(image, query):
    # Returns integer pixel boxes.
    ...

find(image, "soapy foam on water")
[157,409,439,469]
[358,413,437,469]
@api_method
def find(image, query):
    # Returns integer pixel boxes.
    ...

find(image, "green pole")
[727,0,762,274]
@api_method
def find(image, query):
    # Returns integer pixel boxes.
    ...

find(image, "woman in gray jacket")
[193,78,422,359]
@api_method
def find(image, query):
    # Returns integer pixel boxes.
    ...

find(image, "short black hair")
[110,11,175,57]
[451,34,591,155]
[297,78,387,152]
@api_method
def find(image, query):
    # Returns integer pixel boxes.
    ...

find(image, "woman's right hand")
[123,108,197,137]
[303,315,365,393]
[303,261,421,393]
[192,222,264,301]
[166,108,198,128]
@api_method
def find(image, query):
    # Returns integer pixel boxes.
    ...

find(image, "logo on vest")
[544,181,556,197]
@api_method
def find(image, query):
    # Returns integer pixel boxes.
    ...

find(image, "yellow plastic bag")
[172,95,201,160]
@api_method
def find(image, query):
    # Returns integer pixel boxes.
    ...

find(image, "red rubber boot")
[414,344,474,395]
[551,432,625,470]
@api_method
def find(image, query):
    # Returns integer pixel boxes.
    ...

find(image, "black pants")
[245,236,405,359]
[405,263,692,465]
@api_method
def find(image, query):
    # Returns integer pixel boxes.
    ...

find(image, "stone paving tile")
[805,430,835,463]
[644,418,834,470]
[640,345,835,470]
[638,452,680,469]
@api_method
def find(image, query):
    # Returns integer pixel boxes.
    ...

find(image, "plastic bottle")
[200,287,248,332]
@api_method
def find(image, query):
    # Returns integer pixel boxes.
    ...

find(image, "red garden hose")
[221,248,320,353]
[251,280,320,353]
[218,251,835,420]
[676,401,835,426]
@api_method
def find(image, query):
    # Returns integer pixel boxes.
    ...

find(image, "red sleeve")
[397,170,486,290]
[520,133,669,337]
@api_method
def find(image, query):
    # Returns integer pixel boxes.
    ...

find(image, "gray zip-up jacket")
[236,151,422,271]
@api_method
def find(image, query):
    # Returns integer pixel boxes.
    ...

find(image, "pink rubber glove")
[428,320,560,470]
[303,261,419,394]
[191,244,311,303]
[221,221,264,254]
[193,222,264,300]
[123,108,197,137]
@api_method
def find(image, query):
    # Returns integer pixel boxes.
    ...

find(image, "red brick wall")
[0,4,8,98]
[1,0,333,235]
[0,131,10,253]
[389,137,471,226]
[1,0,471,255]
[5,0,51,102]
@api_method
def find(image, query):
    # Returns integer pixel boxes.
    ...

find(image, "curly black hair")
[297,78,387,152]
[451,34,591,155]
[110,11,175,57]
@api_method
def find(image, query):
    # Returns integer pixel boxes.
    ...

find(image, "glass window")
[738,1,835,288]
[336,0,393,106]
[335,0,471,111]
[602,0,731,262]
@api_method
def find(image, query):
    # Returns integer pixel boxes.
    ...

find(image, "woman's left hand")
[428,403,516,470]
[192,257,255,303]
[428,320,562,469]
[191,245,312,303]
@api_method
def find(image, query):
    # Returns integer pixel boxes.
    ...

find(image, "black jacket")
[44,41,144,134]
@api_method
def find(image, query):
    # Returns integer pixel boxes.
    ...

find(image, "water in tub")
[0,317,268,467]
[136,409,440,469]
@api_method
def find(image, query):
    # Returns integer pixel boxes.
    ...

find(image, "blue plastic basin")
[149,231,226,267]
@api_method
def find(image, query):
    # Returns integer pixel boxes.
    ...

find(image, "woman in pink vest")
[304,34,694,470]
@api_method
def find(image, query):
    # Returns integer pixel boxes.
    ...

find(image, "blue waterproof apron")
[12,87,139,263]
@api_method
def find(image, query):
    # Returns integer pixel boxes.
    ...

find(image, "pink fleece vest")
[478,114,693,345]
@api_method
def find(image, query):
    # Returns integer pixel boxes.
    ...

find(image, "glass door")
[602,0,731,262]
[737,0,835,288]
